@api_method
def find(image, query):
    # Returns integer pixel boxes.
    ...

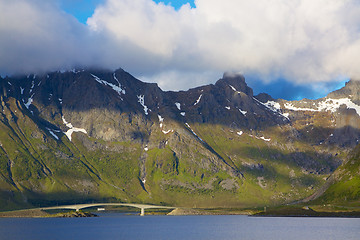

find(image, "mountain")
[262,83,360,148]
[0,68,358,210]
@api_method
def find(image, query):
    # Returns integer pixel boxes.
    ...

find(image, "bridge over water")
[41,203,175,216]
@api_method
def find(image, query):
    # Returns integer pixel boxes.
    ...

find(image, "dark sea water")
[0,214,359,240]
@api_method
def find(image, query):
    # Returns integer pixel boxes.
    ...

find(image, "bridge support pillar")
[140,208,145,216]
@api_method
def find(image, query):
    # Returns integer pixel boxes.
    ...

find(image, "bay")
[0,214,359,240]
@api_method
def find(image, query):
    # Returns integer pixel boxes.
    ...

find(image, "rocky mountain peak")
[327,80,360,104]
[215,72,253,96]
[254,93,274,103]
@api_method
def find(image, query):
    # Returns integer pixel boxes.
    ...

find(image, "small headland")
[0,209,97,218]
[254,205,360,218]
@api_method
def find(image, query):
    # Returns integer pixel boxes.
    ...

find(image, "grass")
[311,144,360,206]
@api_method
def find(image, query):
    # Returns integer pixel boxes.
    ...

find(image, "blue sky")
[58,0,104,24]
[153,0,196,9]
[1,0,357,100]
[59,0,196,24]
[246,77,347,100]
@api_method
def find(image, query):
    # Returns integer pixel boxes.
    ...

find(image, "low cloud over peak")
[1,0,360,95]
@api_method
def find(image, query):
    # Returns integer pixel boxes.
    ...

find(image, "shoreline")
[1,207,360,218]
[252,214,360,218]
[0,209,97,218]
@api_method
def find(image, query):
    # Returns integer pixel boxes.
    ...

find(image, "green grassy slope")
[313,144,360,206]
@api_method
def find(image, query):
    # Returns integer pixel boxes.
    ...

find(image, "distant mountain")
[257,80,360,147]
[0,68,359,210]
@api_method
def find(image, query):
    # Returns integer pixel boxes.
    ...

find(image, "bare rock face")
[216,72,253,96]
[255,93,274,103]
[327,80,360,104]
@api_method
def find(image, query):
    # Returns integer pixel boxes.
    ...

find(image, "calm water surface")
[0,214,359,240]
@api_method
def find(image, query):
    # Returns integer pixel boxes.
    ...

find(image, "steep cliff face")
[0,69,357,210]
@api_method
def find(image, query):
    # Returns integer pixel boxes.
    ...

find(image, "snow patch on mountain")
[251,98,289,120]
[46,127,59,140]
[264,101,281,112]
[238,108,247,115]
[24,93,34,109]
[62,116,87,141]
[284,103,317,112]
[260,136,271,142]
[263,100,290,120]
[162,129,173,134]
[185,123,204,143]
[175,102,181,110]
[91,73,125,97]
[137,95,149,115]
[318,98,360,116]
[113,73,126,94]
[30,81,34,93]
[158,114,173,134]
[158,114,164,128]
[194,94,202,106]
[249,134,271,142]
[284,98,360,116]
[229,85,239,92]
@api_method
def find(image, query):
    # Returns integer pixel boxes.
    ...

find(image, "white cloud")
[0,0,97,74]
[1,0,360,91]
[88,0,182,56]
[140,70,221,91]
